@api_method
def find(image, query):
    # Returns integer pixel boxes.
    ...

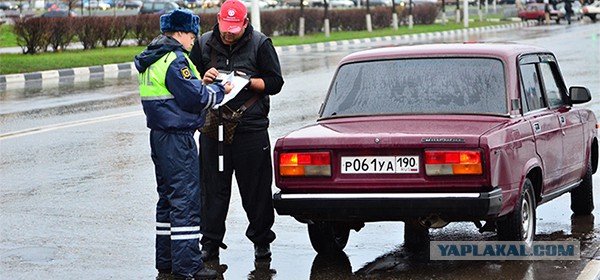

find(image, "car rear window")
[320,58,507,118]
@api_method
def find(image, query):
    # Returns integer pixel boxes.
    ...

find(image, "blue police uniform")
[135,26,225,277]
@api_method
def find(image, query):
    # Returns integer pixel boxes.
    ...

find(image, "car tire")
[307,222,350,254]
[403,220,429,251]
[496,178,536,246]
[570,157,594,215]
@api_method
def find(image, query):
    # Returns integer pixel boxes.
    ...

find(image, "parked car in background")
[106,0,143,9]
[272,43,598,254]
[556,0,583,21]
[329,0,355,8]
[283,0,309,6]
[41,9,77,17]
[240,0,269,8]
[83,0,111,9]
[582,0,600,22]
[0,1,17,10]
[124,0,143,9]
[518,3,562,23]
[40,2,77,17]
[200,0,221,8]
[139,1,179,14]
[359,0,392,6]
[263,0,279,7]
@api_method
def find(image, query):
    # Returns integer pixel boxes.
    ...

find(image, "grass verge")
[1,19,515,75]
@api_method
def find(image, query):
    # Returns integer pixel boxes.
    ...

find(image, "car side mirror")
[569,86,591,104]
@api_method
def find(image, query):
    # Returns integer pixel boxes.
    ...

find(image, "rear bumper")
[273,187,503,222]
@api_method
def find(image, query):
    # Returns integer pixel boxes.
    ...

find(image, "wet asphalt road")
[1,22,599,279]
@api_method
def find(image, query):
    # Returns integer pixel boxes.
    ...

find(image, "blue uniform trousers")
[150,130,203,277]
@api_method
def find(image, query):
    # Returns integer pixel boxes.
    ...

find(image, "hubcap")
[521,191,534,244]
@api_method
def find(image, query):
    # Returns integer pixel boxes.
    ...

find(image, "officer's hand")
[203,68,219,85]
[223,82,233,94]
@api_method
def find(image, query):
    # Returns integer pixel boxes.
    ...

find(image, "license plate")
[341,156,420,174]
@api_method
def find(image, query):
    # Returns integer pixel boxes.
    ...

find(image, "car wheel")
[496,178,536,246]
[404,220,429,251]
[307,222,350,254]
[570,157,594,215]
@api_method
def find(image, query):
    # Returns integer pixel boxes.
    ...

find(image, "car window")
[320,58,507,117]
[538,62,565,108]
[519,64,546,112]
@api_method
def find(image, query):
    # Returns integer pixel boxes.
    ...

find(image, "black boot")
[193,267,218,280]
[254,244,272,260]
[200,241,220,261]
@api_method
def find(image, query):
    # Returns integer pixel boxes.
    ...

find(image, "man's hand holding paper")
[213,71,249,108]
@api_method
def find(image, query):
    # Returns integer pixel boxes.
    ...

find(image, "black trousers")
[199,129,276,246]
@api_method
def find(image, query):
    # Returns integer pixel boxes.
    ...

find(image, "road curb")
[576,259,600,280]
[0,21,535,90]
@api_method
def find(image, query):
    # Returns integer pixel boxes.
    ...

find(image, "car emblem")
[374,138,380,144]
[421,138,465,143]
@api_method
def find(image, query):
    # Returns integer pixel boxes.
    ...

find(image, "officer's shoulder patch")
[180,67,192,80]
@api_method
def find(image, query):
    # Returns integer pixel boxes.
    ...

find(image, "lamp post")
[299,0,305,37]
[323,0,330,37]
[251,0,261,32]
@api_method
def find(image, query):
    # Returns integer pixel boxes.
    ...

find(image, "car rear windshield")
[320,57,507,118]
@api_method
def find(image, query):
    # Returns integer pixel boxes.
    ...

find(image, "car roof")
[338,43,550,65]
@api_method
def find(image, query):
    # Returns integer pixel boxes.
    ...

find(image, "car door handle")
[533,122,541,133]
[559,116,566,126]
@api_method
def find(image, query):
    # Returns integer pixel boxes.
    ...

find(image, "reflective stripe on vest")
[138,51,200,101]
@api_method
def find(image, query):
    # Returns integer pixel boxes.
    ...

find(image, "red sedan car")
[272,43,598,254]
[518,3,563,23]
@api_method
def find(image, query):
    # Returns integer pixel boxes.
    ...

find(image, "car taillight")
[279,152,331,177]
[583,7,588,13]
[425,150,482,176]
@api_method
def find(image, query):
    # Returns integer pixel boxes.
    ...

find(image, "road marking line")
[0,111,143,140]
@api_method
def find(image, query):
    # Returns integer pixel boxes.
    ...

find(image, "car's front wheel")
[307,222,350,254]
[571,157,594,215]
[496,178,536,246]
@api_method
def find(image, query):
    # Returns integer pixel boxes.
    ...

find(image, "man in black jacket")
[189,0,284,262]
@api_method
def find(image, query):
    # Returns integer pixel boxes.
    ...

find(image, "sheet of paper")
[213,72,249,109]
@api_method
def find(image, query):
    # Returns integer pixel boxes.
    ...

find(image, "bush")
[413,3,439,24]
[132,14,160,46]
[197,10,218,33]
[400,3,440,24]
[10,7,442,55]
[97,16,132,48]
[75,17,103,49]
[329,9,367,31]
[47,18,77,52]
[13,17,50,54]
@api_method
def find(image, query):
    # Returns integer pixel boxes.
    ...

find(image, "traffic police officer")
[134,8,232,280]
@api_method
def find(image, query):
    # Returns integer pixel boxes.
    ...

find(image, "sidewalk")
[0,21,534,91]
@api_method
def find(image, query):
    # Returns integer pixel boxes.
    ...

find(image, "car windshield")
[320,57,507,118]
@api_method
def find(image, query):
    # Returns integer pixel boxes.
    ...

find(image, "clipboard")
[213,71,249,109]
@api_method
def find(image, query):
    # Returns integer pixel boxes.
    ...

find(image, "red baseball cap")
[218,0,247,34]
